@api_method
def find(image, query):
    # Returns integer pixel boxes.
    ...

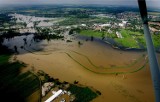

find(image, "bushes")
[69,28,80,35]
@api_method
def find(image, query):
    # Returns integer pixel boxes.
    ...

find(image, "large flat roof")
[45,89,63,102]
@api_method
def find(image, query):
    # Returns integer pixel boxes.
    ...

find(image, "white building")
[118,23,124,27]
[81,24,87,27]
[116,31,123,38]
[100,24,111,27]
[45,89,63,102]
[108,29,112,33]
[122,21,127,24]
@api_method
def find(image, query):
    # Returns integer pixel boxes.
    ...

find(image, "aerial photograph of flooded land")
[0,0,160,102]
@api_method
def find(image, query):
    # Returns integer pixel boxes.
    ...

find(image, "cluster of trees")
[0,30,23,53]
[34,28,64,41]
[34,34,64,41]
[0,14,12,25]
[69,28,80,35]
[67,84,98,102]
[68,9,90,18]
[2,29,20,38]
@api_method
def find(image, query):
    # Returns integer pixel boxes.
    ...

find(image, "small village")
[1,11,160,39]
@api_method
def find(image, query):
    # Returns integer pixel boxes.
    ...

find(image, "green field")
[79,29,141,48]
[59,17,114,26]
[67,84,98,102]
[114,29,141,48]
[79,29,160,49]
[119,29,160,48]
[152,34,160,48]
[115,38,139,48]
[79,30,103,38]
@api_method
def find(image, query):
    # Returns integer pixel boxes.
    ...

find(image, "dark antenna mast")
[138,0,160,102]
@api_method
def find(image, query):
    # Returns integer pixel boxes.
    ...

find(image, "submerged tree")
[91,36,94,41]
[14,45,18,53]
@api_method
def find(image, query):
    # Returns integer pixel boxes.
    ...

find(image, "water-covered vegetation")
[0,45,40,101]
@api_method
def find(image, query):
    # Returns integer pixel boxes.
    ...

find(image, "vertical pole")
[138,0,160,102]
[143,24,160,102]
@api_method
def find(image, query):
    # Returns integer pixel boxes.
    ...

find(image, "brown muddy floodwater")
[3,35,160,102]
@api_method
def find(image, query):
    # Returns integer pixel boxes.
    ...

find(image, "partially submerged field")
[4,34,159,102]
[79,29,160,49]
[0,45,40,102]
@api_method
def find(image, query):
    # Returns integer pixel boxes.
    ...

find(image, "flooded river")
[3,34,160,102]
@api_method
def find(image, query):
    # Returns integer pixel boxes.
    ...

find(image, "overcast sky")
[0,0,159,8]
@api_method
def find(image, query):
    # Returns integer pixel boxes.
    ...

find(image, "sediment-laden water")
[2,34,160,102]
